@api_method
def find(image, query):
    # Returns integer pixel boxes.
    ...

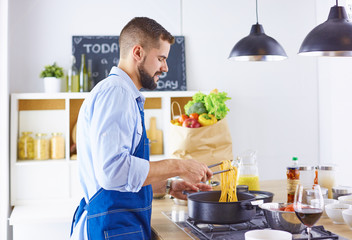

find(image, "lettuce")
[204,92,231,120]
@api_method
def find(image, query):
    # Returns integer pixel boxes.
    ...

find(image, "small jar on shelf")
[18,131,34,160]
[50,132,65,159]
[34,133,49,160]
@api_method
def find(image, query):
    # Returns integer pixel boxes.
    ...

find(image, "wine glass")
[293,184,324,240]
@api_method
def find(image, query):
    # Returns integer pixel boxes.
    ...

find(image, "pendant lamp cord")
[256,0,259,24]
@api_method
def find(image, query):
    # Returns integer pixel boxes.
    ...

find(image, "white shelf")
[10,91,196,206]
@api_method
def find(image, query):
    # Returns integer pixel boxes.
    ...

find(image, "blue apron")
[71,84,152,239]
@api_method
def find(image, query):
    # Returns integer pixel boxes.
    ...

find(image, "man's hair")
[119,17,175,58]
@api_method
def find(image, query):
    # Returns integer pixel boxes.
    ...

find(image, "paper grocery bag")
[169,117,233,184]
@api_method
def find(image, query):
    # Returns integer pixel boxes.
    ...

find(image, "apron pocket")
[104,225,145,240]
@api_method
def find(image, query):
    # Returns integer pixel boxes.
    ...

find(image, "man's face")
[138,40,170,90]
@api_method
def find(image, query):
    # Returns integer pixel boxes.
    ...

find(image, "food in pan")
[219,160,238,202]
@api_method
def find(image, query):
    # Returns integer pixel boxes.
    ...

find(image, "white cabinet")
[9,91,195,240]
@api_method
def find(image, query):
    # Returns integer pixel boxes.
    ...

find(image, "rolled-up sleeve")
[89,86,150,192]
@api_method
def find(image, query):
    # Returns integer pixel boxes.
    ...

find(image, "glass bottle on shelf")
[79,54,89,92]
[50,132,65,159]
[34,133,49,160]
[286,156,300,203]
[18,131,34,160]
[67,55,79,92]
[237,150,260,191]
[87,58,94,91]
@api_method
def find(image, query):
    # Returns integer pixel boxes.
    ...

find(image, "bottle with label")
[87,59,94,91]
[79,54,89,92]
[67,55,79,92]
[286,156,300,203]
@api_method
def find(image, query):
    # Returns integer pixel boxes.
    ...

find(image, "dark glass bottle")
[87,59,94,91]
[79,54,89,92]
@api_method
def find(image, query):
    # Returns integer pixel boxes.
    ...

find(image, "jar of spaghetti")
[287,166,300,203]
[18,131,34,160]
[50,132,65,159]
[34,133,49,160]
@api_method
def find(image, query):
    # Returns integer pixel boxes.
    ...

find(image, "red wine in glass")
[295,207,323,227]
[294,184,324,240]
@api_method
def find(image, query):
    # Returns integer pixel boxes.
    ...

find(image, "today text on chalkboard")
[72,36,187,91]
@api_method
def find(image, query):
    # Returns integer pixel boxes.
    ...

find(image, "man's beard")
[138,64,159,90]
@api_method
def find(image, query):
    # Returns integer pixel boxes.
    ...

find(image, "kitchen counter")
[151,180,352,239]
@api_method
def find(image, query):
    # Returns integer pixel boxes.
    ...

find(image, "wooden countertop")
[151,180,352,240]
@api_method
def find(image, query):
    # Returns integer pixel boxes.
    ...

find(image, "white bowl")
[343,209,352,230]
[325,203,352,224]
[338,195,352,205]
[311,198,339,218]
[245,229,292,240]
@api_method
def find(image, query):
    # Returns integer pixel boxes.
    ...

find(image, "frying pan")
[186,191,262,224]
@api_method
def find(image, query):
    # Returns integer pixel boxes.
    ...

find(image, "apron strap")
[70,198,87,236]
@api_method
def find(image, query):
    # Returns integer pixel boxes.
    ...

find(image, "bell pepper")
[198,113,217,126]
[171,119,182,126]
[189,113,199,120]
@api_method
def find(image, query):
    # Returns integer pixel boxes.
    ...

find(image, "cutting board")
[146,117,163,155]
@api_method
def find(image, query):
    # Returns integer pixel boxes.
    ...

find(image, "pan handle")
[240,199,264,210]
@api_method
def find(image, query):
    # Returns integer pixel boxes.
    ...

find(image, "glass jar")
[287,166,300,203]
[306,187,328,203]
[299,165,315,188]
[317,165,336,198]
[50,132,65,159]
[34,133,49,160]
[18,131,34,160]
[237,150,260,191]
[332,186,352,199]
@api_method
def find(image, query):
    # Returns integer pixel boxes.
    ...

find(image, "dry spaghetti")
[219,160,238,202]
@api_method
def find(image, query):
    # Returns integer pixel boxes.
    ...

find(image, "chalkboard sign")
[72,35,187,91]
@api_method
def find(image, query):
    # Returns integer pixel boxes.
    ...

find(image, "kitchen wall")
[0,0,10,239]
[7,0,351,184]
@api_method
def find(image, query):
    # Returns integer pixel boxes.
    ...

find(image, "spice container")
[34,133,49,160]
[299,165,315,188]
[317,165,336,198]
[332,186,352,199]
[50,132,65,159]
[18,131,34,160]
[286,157,300,203]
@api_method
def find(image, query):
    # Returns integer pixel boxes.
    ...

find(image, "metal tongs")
[208,158,240,175]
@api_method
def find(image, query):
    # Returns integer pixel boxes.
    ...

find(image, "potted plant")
[40,62,64,93]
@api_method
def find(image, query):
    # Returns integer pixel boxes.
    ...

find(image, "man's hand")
[169,180,212,200]
[178,159,213,184]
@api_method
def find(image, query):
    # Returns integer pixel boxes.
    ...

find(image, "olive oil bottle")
[67,55,79,92]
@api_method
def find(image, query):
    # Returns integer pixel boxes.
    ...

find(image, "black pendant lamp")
[228,0,287,61]
[299,0,352,56]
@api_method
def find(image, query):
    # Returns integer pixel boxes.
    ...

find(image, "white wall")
[8,0,321,182]
[0,0,10,239]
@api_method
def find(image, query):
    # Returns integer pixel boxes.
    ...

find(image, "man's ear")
[132,45,144,62]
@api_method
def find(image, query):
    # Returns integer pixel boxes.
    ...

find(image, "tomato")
[182,118,201,128]
[284,204,294,212]
[189,113,199,120]
[178,114,189,124]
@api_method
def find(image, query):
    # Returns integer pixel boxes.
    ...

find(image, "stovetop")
[162,210,348,240]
